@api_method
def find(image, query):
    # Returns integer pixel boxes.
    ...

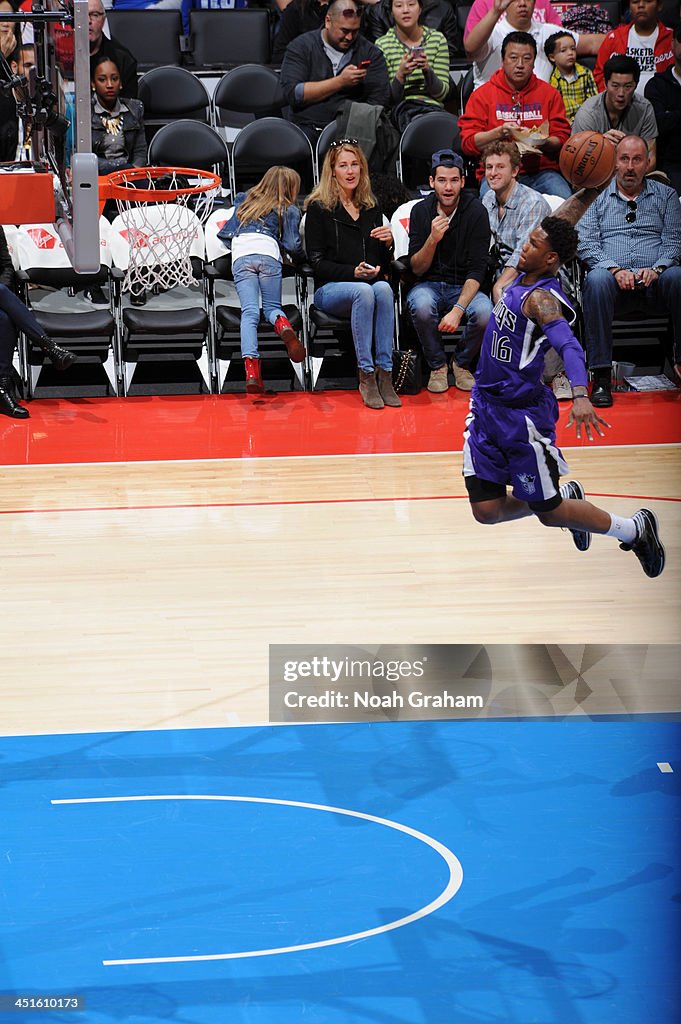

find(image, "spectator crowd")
[1,0,680,413]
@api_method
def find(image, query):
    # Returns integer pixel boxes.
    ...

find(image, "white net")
[108,169,220,299]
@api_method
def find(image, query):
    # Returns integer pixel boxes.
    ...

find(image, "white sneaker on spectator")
[551,372,572,400]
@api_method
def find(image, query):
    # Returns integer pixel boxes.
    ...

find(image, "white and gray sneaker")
[551,371,572,400]
[620,509,665,578]
[559,480,591,551]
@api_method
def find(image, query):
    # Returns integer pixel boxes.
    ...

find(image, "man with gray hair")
[88,0,138,98]
[577,133,681,407]
[279,0,390,140]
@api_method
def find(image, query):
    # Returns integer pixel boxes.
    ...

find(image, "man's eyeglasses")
[330,138,359,148]
[625,200,637,224]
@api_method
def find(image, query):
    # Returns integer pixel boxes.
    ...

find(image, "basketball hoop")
[101,166,222,298]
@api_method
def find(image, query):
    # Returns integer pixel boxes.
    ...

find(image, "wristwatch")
[653,266,665,275]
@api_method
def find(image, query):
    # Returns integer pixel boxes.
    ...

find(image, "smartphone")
[410,46,425,55]
[358,59,371,68]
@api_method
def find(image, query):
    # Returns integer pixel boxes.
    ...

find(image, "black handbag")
[392,348,422,394]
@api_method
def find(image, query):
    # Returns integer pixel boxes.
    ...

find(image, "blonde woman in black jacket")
[304,140,400,408]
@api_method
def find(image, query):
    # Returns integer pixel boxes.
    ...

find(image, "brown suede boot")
[358,369,384,409]
[376,367,402,407]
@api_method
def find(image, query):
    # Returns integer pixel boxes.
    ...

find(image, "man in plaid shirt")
[545,30,597,123]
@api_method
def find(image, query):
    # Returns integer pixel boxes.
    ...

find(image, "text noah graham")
[283,690,484,709]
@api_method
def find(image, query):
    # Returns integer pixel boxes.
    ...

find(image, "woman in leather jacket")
[304,139,400,408]
[90,52,146,175]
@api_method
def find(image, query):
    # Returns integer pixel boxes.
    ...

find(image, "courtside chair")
[106,9,184,71]
[203,208,309,392]
[15,220,121,397]
[396,110,464,189]
[109,206,212,395]
[389,198,420,350]
[459,67,474,115]
[314,122,340,184]
[452,4,472,71]
[211,64,285,136]
[186,8,271,71]
[147,120,230,199]
[573,260,672,375]
[230,118,315,197]
[137,66,212,146]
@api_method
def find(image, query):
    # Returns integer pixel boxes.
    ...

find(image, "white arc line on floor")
[51,793,464,966]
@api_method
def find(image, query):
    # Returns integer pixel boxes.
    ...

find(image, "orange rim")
[99,166,221,204]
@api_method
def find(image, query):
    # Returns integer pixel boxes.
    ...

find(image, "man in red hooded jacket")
[459,30,572,197]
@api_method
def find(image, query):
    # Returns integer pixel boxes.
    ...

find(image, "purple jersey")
[475,274,577,406]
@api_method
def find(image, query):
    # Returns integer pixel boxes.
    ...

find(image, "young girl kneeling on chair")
[218,166,306,394]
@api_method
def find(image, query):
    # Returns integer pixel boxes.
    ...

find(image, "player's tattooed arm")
[523,291,610,442]
[522,287,562,327]
[552,185,608,227]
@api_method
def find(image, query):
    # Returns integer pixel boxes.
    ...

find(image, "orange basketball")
[559,132,617,189]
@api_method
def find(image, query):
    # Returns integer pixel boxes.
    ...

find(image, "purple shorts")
[463,386,569,505]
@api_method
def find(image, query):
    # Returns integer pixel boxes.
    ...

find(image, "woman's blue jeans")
[232,254,286,359]
[314,279,394,373]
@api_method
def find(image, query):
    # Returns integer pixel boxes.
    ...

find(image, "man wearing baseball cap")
[406,149,492,391]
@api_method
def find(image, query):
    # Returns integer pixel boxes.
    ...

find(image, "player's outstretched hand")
[567,397,610,441]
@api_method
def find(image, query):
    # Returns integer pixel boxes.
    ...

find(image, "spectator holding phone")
[304,139,400,408]
[280,0,389,141]
[375,0,451,129]
[364,0,462,63]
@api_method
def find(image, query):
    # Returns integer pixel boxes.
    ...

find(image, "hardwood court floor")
[1,386,679,737]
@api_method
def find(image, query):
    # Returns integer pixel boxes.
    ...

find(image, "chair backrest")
[543,194,566,213]
[460,67,474,113]
[204,206,234,263]
[212,65,284,126]
[188,9,271,70]
[106,10,183,70]
[390,199,421,260]
[16,220,112,271]
[2,225,21,271]
[147,120,229,175]
[109,205,206,271]
[397,111,462,186]
[315,121,340,183]
[137,66,211,121]
[231,117,314,194]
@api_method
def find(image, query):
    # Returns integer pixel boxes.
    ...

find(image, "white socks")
[606,515,637,544]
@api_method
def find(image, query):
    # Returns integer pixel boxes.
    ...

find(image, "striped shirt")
[376,26,450,106]
[577,177,681,271]
[549,63,598,123]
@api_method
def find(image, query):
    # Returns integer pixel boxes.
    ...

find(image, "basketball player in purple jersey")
[461,213,665,577]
